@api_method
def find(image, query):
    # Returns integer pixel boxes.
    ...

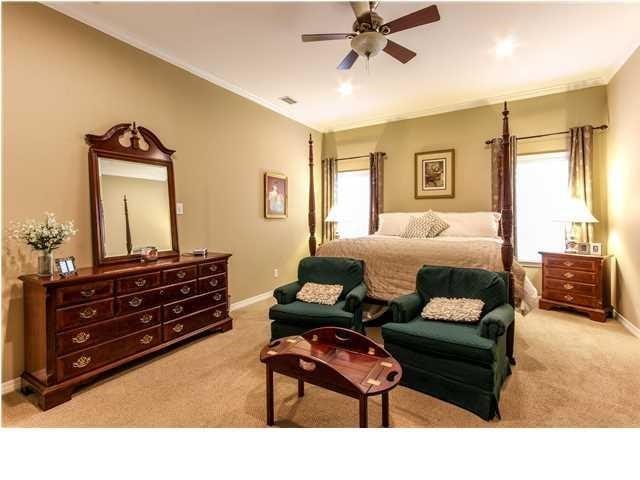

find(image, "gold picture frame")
[414,149,455,199]
[264,171,288,219]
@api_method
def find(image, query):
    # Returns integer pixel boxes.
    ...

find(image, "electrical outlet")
[176,202,184,215]
[273,268,279,278]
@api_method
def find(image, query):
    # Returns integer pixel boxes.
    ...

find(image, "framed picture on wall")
[414,149,455,199]
[264,171,288,219]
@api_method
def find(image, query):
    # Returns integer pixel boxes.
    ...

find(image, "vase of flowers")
[9,212,77,276]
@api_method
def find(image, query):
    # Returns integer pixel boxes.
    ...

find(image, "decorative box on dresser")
[19,253,231,410]
[539,251,612,322]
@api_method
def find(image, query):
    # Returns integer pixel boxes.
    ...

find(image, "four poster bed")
[305,103,528,364]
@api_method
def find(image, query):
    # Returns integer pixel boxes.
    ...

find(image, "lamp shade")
[325,205,342,223]
[553,197,598,223]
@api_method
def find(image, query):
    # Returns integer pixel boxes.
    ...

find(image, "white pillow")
[436,211,501,238]
[376,212,412,236]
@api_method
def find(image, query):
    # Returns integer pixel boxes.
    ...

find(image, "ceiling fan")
[301,2,440,70]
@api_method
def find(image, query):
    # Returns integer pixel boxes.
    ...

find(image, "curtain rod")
[335,154,370,161]
[484,125,608,145]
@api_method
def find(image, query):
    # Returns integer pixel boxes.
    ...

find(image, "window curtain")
[321,157,338,242]
[369,152,385,234]
[490,136,517,244]
[568,126,594,243]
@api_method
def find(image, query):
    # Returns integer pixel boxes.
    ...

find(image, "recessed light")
[494,37,517,58]
[338,82,353,96]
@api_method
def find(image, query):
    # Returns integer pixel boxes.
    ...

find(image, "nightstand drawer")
[544,278,597,297]
[544,289,598,308]
[544,256,597,272]
[544,267,597,284]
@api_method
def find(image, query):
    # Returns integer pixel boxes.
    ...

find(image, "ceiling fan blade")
[381,5,440,34]
[383,40,417,64]
[301,33,353,42]
[337,50,359,70]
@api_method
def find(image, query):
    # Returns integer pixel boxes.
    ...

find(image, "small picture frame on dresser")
[576,242,590,254]
[55,256,77,276]
[589,242,602,255]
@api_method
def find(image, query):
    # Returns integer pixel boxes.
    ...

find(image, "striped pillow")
[425,211,449,237]
[401,214,432,238]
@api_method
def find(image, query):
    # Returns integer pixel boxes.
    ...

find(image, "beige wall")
[606,47,640,329]
[2,4,321,381]
[323,87,609,249]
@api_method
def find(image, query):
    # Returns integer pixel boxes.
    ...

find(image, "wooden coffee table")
[259,327,402,428]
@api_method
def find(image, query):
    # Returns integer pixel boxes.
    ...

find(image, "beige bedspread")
[317,235,538,314]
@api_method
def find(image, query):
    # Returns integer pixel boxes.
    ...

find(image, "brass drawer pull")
[140,313,153,324]
[563,283,574,290]
[563,272,575,279]
[80,288,96,298]
[72,355,92,369]
[172,305,184,315]
[139,334,154,345]
[213,310,222,318]
[176,271,187,279]
[213,293,222,302]
[172,323,184,333]
[208,264,218,272]
[134,278,147,287]
[79,307,97,319]
[72,331,91,344]
[563,261,574,267]
[564,295,574,302]
[209,279,219,287]
[299,359,316,372]
[180,286,191,295]
[128,296,143,307]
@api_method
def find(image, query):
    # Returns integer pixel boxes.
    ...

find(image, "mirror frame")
[86,123,180,266]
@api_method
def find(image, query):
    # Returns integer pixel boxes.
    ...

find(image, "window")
[516,151,569,263]
[335,169,370,238]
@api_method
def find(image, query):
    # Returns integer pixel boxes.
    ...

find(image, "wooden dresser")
[539,251,612,322]
[19,253,231,409]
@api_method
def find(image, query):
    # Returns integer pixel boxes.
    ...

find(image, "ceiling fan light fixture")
[350,32,388,59]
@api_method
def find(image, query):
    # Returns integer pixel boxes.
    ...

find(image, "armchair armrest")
[389,293,422,323]
[478,304,514,340]
[344,282,367,313]
[273,281,301,305]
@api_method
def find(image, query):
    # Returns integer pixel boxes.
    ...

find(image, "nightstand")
[539,251,612,322]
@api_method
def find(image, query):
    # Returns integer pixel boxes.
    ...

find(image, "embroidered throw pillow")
[401,214,432,238]
[421,297,485,323]
[296,282,343,305]
[424,211,449,237]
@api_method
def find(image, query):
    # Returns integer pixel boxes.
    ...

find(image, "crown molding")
[326,78,607,132]
[44,3,324,132]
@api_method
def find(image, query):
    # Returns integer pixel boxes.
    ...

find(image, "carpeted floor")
[3,299,640,427]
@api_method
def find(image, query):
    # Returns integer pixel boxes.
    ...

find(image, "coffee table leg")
[359,396,368,428]
[382,391,389,427]
[266,365,274,426]
[298,378,304,398]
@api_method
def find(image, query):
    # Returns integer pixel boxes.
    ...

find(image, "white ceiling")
[49,1,640,132]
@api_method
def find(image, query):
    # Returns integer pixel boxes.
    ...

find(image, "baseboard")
[615,310,640,339]
[2,377,21,395]
[230,290,273,311]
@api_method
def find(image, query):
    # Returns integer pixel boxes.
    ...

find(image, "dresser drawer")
[198,273,227,293]
[198,261,226,277]
[116,288,165,315]
[161,280,197,303]
[56,298,115,331]
[56,326,162,382]
[56,307,162,356]
[544,278,597,297]
[162,266,197,284]
[544,289,598,308]
[544,267,597,284]
[55,280,114,307]
[544,256,597,272]
[163,291,225,322]
[116,272,162,294]
[163,305,228,342]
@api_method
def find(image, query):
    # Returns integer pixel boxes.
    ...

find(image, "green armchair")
[382,266,514,420]
[269,257,367,340]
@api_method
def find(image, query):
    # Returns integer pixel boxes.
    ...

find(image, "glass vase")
[37,250,53,276]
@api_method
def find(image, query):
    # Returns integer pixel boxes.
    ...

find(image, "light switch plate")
[176,202,184,215]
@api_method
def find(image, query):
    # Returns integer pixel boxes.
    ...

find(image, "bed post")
[308,134,317,256]
[500,102,516,365]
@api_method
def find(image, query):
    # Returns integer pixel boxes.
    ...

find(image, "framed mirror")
[86,123,179,266]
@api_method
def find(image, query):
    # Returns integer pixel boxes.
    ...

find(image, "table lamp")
[325,205,342,239]
[553,197,598,253]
